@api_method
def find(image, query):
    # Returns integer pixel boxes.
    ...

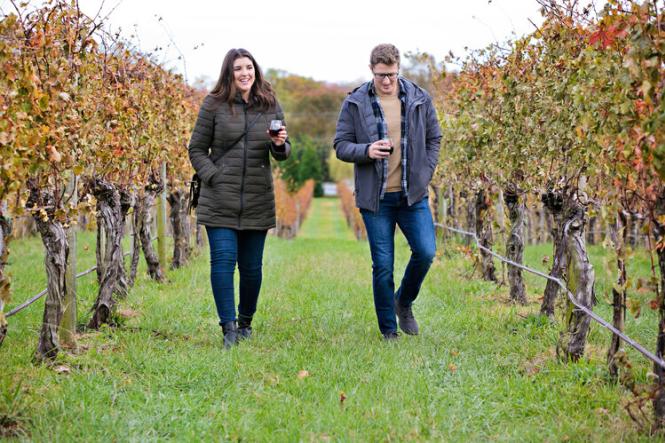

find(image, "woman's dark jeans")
[205,227,267,325]
[360,192,436,334]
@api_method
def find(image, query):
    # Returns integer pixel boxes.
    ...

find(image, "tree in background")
[401,51,440,95]
[266,70,347,184]
[279,135,323,196]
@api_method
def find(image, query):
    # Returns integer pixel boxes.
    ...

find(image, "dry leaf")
[54,365,70,374]
[339,391,347,405]
[448,363,458,373]
[117,309,140,318]
[47,145,62,163]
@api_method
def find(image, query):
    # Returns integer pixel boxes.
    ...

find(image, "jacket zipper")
[238,104,248,227]
[403,99,425,206]
[375,160,383,212]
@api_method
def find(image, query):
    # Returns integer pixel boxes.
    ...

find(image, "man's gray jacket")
[333,78,442,212]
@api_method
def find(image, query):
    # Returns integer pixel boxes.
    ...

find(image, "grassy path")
[298,198,355,241]
[0,198,659,441]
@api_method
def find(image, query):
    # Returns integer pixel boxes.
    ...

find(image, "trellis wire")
[435,222,665,370]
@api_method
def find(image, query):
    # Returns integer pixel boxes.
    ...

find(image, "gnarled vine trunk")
[540,188,567,318]
[556,194,596,362]
[95,216,107,286]
[196,223,204,248]
[475,188,497,282]
[652,191,665,430]
[129,190,141,288]
[504,184,527,304]
[115,190,131,299]
[88,179,125,329]
[139,178,165,282]
[586,216,597,245]
[27,182,68,361]
[168,188,191,269]
[0,212,12,347]
[464,191,475,246]
[607,210,628,381]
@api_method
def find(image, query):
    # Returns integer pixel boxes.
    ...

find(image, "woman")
[188,48,290,348]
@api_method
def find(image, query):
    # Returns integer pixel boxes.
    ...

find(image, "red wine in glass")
[379,138,394,155]
[269,120,282,137]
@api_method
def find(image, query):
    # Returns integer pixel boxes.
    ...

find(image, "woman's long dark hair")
[210,48,276,112]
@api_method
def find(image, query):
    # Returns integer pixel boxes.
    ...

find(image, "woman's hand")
[268,126,287,146]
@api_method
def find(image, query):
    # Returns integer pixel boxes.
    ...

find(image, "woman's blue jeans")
[205,227,267,325]
[360,192,436,334]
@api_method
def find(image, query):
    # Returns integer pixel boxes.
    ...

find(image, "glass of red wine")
[269,120,282,137]
[379,138,394,155]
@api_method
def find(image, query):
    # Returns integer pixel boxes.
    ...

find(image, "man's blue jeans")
[205,227,267,325]
[361,192,436,334]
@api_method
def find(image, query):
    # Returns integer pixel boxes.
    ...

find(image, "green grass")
[0,198,661,441]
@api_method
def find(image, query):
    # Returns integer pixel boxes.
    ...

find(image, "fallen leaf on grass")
[450,349,459,357]
[339,391,347,405]
[297,370,310,379]
[448,363,458,373]
[519,348,555,377]
[117,309,140,319]
[53,365,71,374]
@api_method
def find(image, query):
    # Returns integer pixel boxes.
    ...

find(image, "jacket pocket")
[211,162,226,185]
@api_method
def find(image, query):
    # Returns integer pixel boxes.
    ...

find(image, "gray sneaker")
[395,298,419,335]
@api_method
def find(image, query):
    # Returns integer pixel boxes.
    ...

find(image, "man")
[334,43,442,340]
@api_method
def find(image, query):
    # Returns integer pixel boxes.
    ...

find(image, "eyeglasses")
[373,72,398,81]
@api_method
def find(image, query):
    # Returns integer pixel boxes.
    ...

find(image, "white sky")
[4,0,547,85]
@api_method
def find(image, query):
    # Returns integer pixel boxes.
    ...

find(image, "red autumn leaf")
[589,24,626,49]
[634,99,648,115]
[589,29,606,47]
